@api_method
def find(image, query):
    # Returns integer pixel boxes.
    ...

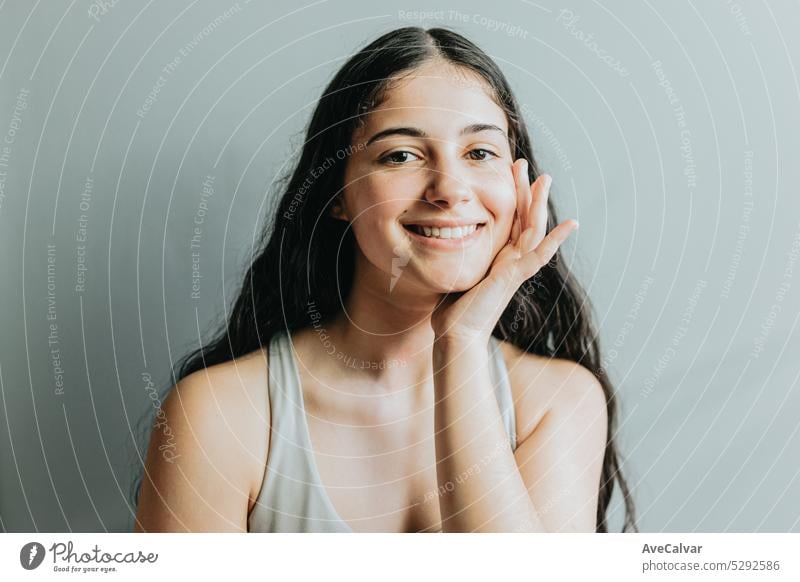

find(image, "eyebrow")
[365,123,506,146]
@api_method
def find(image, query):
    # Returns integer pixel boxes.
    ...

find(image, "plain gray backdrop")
[1,0,798,532]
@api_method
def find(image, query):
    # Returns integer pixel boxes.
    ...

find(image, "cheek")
[348,171,417,223]
[343,173,409,250]
[481,179,517,238]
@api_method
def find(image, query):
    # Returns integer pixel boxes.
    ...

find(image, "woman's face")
[335,60,517,295]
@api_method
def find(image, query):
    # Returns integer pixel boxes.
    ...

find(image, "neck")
[315,253,444,388]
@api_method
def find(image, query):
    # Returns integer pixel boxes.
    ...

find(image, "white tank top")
[247,328,518,532]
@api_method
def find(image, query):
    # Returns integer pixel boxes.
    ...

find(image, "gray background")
[1,0,798,532]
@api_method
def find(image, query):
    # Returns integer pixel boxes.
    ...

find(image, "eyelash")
[380,148,499,165]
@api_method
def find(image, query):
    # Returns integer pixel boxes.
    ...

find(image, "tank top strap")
[488,335,518,452]
[247,329,350,532]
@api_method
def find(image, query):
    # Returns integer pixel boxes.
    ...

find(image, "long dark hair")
[132,26,637,532]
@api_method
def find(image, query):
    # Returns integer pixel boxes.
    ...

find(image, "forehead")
[357,61,509,137]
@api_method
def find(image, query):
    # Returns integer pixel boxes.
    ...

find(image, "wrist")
[432,332,492,371]
[433,330,490,350]
[432,333,493,397]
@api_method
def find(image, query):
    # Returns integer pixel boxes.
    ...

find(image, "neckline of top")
[275,329,509,533]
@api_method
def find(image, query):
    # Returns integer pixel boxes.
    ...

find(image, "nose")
[423,159,473,208]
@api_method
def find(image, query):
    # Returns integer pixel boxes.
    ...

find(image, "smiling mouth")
[403,223,486,240]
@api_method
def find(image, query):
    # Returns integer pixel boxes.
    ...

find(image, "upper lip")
[401,219,487,228]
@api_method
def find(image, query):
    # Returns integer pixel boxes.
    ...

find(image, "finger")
[529,174,551,247]
[510,200,520,243]
[510,159,527,243]
[522,219,579,274]
[519,227,537,254]
[514,159,531,234]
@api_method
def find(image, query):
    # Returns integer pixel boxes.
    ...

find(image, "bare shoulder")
[177,348,270,412]
[135,348,271,532]
[497,339,607,445]
[175,348,272,498]
[175,348,271,446]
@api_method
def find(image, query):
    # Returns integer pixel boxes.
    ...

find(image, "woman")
[133,26,637,533]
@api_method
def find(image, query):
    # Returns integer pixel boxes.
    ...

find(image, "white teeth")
[414,224,479,239]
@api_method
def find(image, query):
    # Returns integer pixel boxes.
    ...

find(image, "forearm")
[432,335,547,532]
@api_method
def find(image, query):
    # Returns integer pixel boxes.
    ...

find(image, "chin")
[383,244,494,294]
[424,271,485,294]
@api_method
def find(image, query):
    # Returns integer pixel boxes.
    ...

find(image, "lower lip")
[403,224,485,250]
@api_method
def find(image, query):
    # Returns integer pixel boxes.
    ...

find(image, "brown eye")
[381,151,420,165]
[468,148,498,161]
